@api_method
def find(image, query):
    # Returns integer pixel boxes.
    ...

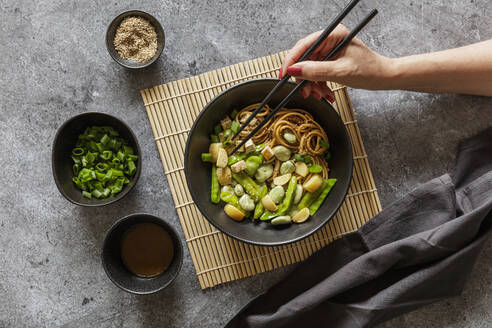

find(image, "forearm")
[385,39,492,96]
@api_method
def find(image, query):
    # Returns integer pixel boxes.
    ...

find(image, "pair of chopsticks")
[230,0,377,155]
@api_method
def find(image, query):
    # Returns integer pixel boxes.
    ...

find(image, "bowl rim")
[51,111,142,207]
[184,78,353,246]
[105,10,165,69]
[101,213,184,295]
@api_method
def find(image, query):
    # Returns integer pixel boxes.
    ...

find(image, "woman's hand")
[280,25,394,101]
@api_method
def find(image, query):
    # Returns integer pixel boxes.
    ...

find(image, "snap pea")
[276,176,297,215]
[271,216,292,225]
[260,176,297,220]
[228,153,246,166]
[232,173,262,201]
[201,153,213,162]
[220,190,240,208]
[309,179,336,215]
[211,165,220,204]
[253,185,268,219]
[297,180,328,210]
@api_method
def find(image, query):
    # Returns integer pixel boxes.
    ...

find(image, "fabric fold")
[227,127,492,328]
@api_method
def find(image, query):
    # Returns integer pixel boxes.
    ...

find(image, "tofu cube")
[220,116,232,130]
[245,139,255,153]
[231,160,246,173]
[261,145,274,161]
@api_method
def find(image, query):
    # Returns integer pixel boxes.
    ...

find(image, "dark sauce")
[121,223,174,277]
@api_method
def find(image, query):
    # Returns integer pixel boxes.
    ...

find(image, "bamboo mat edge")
[140,51,382,289]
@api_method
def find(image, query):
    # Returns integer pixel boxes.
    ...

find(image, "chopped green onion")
[231,121,240,133]
[223,129,232,139]
[309,164,323,173]
[100,134,110,145]
[319,139,330,149]
[230,109,238,119]
[214,124,222,135]
[71,126,137,199]
[201,153,213,162]
[223,140,234,148]
[72,147,84,156]
[294,154,304,162]
[304,155,313,164]
[210,134,220,143]
[82,191,92,199]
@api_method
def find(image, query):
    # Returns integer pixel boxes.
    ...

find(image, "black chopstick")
[230,9,378,155]
[231,0,362,141]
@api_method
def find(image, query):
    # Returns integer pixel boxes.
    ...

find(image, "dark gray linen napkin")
[227,127,492,328]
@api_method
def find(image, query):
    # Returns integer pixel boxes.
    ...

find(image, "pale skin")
[280,25,492,101]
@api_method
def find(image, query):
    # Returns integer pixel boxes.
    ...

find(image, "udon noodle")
[235,103,330,184]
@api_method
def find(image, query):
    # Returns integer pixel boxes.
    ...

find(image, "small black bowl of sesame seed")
[106,10,165,69]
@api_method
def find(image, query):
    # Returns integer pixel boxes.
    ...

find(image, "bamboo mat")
[140,51,381,289]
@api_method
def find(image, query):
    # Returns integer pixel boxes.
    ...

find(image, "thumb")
[286,61,337,82]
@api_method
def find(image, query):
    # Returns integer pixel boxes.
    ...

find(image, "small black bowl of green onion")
[52,112,142,207]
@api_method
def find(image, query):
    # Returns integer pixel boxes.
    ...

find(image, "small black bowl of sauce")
[102,213,183,294]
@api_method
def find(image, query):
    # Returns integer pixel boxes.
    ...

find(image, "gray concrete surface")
[0,0,491,327]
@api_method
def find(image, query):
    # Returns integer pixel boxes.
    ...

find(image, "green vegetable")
[82,191,92,199]
[260,176,297,220]
[324,151,332,161]
[230,109,238,119]
[71,126,137,199]
[228,153,246,166]
[297,180,328,210]
[231,120,240,133]
[319,139,330,149]
[309,164,323,173]
[214,124,222,135]
[253,185,268,219]
[223,129,232,139]
[220,190,240,208]
[210,134,220,143]
[223,140,234,148]
[211,165,220,204]
[245,155,262,176]
[255,144,265,153]
[201,153,213,162]
[294,154,312,164]
[271,216,292,225]
[232,173,262,201]
[309,179,337,215]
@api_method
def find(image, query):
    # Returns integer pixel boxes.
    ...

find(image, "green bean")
[297,180,328,210]
[253,185,268,219]
[211,165,220,204]
[232,173,262,201]
[309,179,336,215]
[201,153,213,162]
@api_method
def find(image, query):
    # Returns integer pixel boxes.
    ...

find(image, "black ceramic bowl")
[106,10,165,69]
[52,112,142,207]
[101,213,183,294]
[184,79,353,246]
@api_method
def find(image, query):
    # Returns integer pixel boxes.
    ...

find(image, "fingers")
[280,30,323,78]
[318,82,335,103]
[286,61,337,82]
